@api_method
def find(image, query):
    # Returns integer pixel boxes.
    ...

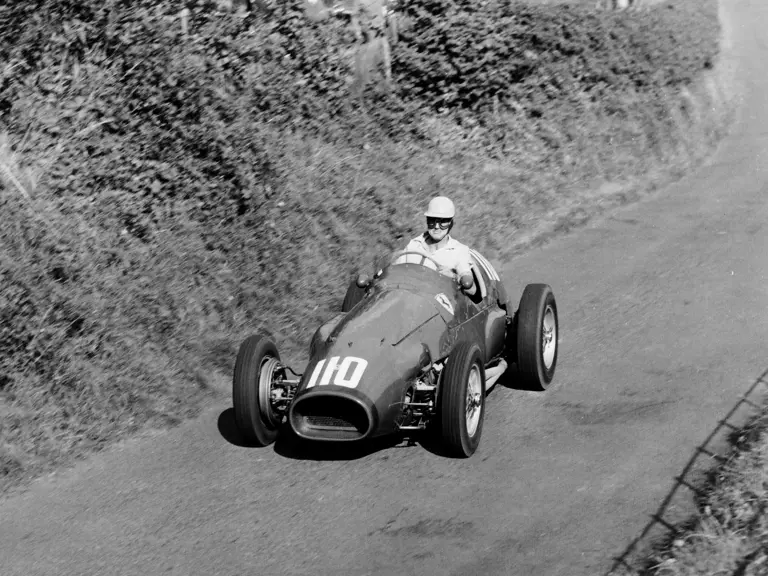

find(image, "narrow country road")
[1,1,766,575]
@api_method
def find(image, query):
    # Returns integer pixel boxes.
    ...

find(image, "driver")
[405,196,477,296]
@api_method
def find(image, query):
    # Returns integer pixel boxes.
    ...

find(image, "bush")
[393,1,718,116]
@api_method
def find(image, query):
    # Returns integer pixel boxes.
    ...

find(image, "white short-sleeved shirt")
[403,233,474,279]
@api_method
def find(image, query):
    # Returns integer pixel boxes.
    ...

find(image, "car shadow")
[217,408,256,448]
[498,366,526,390]
[496,363,552,392]
[218,407,413,460]
[273,426,410,461]
[411,429,457,459]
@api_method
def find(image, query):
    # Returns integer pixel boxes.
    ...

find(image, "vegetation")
[0,0,723,492]
[622,402,768,575]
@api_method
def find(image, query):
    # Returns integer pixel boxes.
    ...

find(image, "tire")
[232,334,282,447]
[438,341,486,458]
[516,284,558,391]
[341,279,366,312]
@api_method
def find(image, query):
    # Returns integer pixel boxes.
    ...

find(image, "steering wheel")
[391,250,443,273]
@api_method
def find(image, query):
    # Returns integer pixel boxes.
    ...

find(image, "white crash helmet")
[424,196,456,219]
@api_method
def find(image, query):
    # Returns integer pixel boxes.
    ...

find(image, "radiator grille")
[291,394,371,440]
[305,415,357,430]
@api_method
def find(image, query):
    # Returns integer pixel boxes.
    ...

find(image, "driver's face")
[427,218,451,242]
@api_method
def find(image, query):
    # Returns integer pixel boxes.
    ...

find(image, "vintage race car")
[232,249,558,457]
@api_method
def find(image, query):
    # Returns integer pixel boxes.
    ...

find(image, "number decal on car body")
[306,356,368,389]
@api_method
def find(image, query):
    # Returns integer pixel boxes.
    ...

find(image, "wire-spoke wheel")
[465,365,483,437]
[258,356,284,429]
[438,341,486,458]
[542,305,557,370]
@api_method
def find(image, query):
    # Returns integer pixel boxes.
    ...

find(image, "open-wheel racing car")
[232,249,558,457]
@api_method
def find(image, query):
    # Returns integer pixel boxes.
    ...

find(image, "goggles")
[426,217,452,230]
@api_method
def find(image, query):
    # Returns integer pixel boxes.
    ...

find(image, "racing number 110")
[306,356,368,389]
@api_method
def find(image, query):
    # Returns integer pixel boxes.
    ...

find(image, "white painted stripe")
[470,250,490,279]
[481,254,500,281]
[470,249,500,281]
[468,249,488,276]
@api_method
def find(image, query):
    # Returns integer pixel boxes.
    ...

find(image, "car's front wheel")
[438,341,486,458]
[232,334,284,446]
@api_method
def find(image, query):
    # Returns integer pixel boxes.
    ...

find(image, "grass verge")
[619,388,768,575]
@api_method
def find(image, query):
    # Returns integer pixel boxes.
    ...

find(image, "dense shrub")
[1,0,719,233]
[394,0,718,116]
[2,0,352,230]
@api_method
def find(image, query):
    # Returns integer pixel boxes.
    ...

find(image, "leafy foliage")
[393,0,718,116]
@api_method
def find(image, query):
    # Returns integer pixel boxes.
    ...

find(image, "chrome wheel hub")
[465,365,483,437]
[542,305,557,370]
[258,356,283,428]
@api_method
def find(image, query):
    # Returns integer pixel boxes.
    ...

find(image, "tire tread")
[233,334,280,447]
[516,284,557,391]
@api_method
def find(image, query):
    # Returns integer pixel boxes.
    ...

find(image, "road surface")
[1,0,767,574]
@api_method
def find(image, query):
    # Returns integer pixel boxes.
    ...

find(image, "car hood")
[290,288,455,441]
[298,289,449,398]
[330,288,447,347]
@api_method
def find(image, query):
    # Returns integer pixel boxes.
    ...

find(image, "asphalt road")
[2,1,767,575]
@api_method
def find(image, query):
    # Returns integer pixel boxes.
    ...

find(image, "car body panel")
[288,251,509,442]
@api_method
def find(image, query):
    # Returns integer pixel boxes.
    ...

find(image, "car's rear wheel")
[516,284,558,390]
[341,279,366,312]
[233,334,283,446]
[438,341,486,458]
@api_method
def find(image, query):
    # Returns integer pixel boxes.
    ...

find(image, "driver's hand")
[458,273,476,295]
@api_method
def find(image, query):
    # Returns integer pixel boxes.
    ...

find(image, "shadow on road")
[216,408,254,448]
[493,361,553,392]
[273,428,409,461]
[605,367,768,575]
[217,407,413,460]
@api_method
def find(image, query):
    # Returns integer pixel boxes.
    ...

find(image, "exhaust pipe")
[484,359,508,391]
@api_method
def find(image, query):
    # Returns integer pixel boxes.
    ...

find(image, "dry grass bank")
[617,392,768,575]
